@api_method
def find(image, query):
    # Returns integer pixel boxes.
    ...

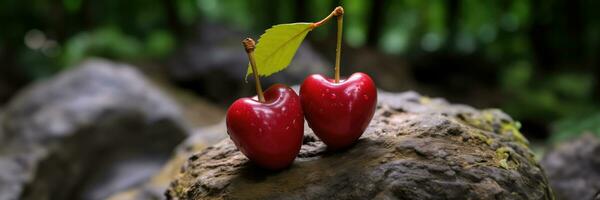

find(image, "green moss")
[419,96,431,104]
[495,147,521,170]
[495,147,511,169]
[501,121,529,145]
[459,110,529,148]
[470,130,494,146]
[467,117,482,127]
[478,109,529,146]
[482,111,495,123]
[459,112,494,132]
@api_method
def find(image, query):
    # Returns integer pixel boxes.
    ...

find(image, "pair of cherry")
[226,7,375,170]
[226,72,377,170]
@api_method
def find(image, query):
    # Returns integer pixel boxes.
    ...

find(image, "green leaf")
[247,23,313,78]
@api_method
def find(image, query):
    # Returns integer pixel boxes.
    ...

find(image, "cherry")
[300,72,377,150]
[299,7,377,150]
[225,38,303,170]
[226,84,304,170]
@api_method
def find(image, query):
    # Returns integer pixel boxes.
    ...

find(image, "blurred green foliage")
[0,0,189,77]
[552,113,600,142]
[62,27,143,67]
[1,0,599,141]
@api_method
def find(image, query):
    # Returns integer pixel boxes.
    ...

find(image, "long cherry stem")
[312,6,344,83]
[334,7,343,83]
[242,38,265,102]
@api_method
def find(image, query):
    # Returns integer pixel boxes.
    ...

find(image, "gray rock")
[167,23,330,104]
[166,91,553,200]
[0,59,189,200]
[541,134,600,200]
[108,122,228,200]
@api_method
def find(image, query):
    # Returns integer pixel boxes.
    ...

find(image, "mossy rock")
[166,91,553,200]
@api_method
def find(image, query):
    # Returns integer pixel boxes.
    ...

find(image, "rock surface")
[167,23,330,104]
[166,91,553,200]
[541,134,600,200]
[0,59,189,200]
[108,122,227,200]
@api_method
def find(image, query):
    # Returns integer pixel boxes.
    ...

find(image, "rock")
[108,122,228,200]
[167,23,330,104]
[165,91,553,200]
[143,68,226,128]
[541,134,600,200]
[0,59,189,200]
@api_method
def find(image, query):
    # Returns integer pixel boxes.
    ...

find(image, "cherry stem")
[313,6,344,28]
[312,6,344,83]
[334,8,343,83]
[242,38,265,102]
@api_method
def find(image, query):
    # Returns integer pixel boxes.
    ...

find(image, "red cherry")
[300,72,377,150]
[226,84,304,170]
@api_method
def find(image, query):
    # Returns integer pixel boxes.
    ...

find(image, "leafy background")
[1,0,599,148]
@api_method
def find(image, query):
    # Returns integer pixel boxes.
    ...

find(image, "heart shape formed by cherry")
[226,84,304,170]
[300,72,377,150]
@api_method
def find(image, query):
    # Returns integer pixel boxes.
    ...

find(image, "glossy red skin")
[226,84,304,170]
[300,72,377,150]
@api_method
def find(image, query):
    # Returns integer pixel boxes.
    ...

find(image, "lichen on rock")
[166,91,553,200]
